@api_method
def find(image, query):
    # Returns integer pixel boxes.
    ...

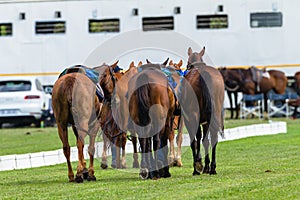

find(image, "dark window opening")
[197,14,228,29]
[0,23,13,36]
[142,16,174,31]
[250,12,282,28]
[35,21,66,34]
[89,19,120,33]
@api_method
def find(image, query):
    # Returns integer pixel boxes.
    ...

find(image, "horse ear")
[177,60,183,68]
[138,61,143,67]
[129,61,135,68]
[146,59,151,64]
[169,60,174,66]
[199,46,205,57]
[188,47,193,56]
[110,60,119,70]
[162,58,169,66]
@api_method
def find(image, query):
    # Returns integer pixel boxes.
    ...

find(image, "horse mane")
[139,63,161,71]
[189,61,206,69]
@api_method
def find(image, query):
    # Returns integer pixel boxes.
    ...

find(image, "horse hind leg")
[168,129,176,167]
[175,119,184,167]
[100,134,109,169]
[131,134,139,168]
[202,124,210,174]
[72,125,89,180]
[192,125,202,175]
[86,123,99,181]
[58,123,74,182]
[121,132,127,169]
[195,126,203,174]
[209,129,219,175]
[74,124,88,183]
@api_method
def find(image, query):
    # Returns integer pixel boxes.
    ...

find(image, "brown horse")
[165,60,184,167]
[100,61,142,169]
[219,67,288,118]
[52,63,113,182]
[180,47,224,175]
[127,63,176,179]
[219,68,244,119]
[98,66,125,169]
[293,71,300,94]
[290,71,300,118]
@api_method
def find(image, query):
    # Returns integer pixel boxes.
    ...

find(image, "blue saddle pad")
[59,65,104,101]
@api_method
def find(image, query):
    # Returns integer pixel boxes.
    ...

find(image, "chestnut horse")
[111,61,143,168]
[290,71,300,118]
[100,61,142,169]
[52,62,117,183]
[165,60,184,167]
[219,67,288,118]
[127,63,176,179]
[181,47,224,175]
[219,68,244,119]
[93,62,131,169]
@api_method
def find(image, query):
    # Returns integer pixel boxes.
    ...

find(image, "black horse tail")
[199,71,212,124]
[136,73,151,126]
[200,71,224,140]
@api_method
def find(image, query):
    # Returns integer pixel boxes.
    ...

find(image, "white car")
[0,77,52,127]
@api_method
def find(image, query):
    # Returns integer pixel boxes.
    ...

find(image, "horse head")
[187,46,205,69]
[93,61,119,100]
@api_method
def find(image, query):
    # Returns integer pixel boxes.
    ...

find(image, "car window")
[0,80,31,92]
[35,79,44,91]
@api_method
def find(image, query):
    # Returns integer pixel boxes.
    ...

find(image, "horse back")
[52,73,99,126]
[185,65,224,131]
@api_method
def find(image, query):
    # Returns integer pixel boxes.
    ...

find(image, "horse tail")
[136,73,151,126]
[199,71,212,124]
[200,71,224,138]
[64,76,76,108]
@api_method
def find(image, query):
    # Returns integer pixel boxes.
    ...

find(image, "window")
[0,23,13,36]
[142,16,174,31]
[35,21,66,34]
[250,12,282,28]
[0,81,31,92]
[89,19,120,33]
[197,15,228,29]
[35,79,44,91]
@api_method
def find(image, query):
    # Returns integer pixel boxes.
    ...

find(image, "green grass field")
[0,118,299,199]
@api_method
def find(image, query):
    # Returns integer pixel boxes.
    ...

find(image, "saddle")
[137,65,181,115]
[59,65,104,102]
[250,66,264,92]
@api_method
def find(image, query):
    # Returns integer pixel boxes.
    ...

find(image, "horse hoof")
[168,157,175,167]
[210,170,217,175]
[139,168,149,180]
[87,175,96,181]
[203,165,210,174]
[100,162,108,169]
[83,169,89,180]
[149,171,160,179]
[176,160,183,167]
[163,170,171,178]
[75,175,84,183]
[195,161,203,173]
[68,175,75,182]
[111,164,117,169]
[193,171,201,176]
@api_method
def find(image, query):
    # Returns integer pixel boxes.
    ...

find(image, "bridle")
[101,66,117,102]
